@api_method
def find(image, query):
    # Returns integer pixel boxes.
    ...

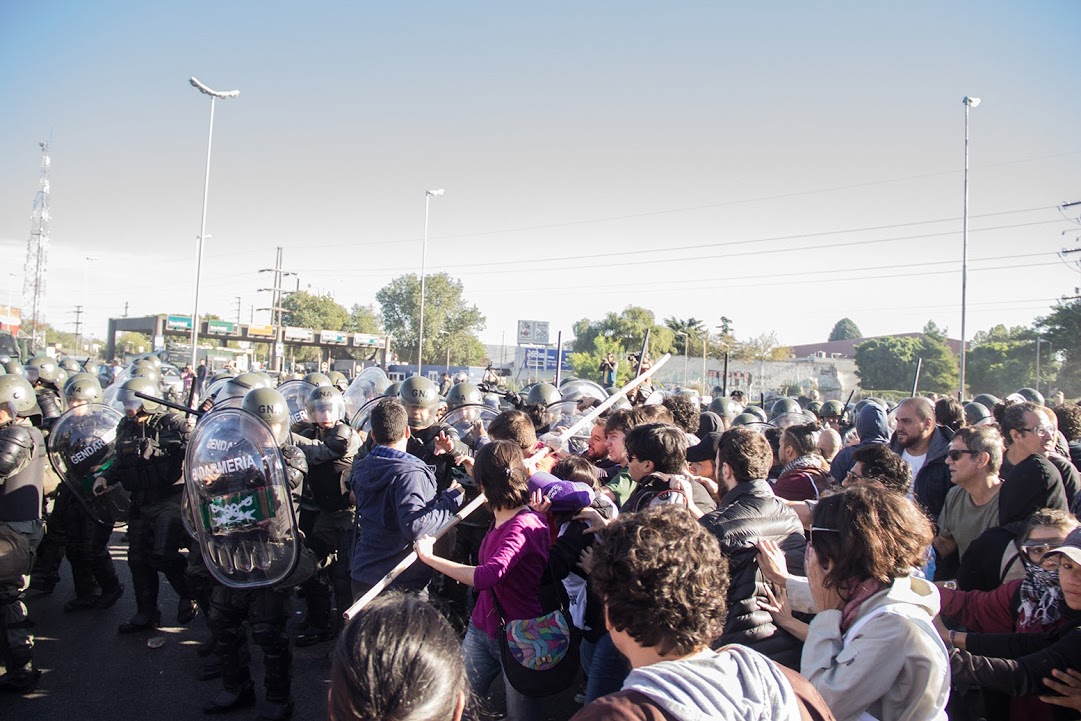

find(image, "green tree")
[568,335,634,386]
[281,291,350,332]
[828,318,862,342]
[375,273,486,366]
[572,306,676,360]
[664,316,706,354]
[854,336,921,391]
[346,304,382,334]
[966,324,1044,397]
[732,332,791,361]
[1037,300,1081,395]
[915,332,959,395]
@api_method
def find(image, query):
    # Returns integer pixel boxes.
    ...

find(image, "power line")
[292,217,1066,278]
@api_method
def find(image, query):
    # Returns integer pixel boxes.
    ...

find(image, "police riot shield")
[198,377,232,408]
[440,404,500,451]
[184,407,299,589]
[343,367,390,420]
[349,397,382,435]
[46,403,129,525]
[772,412,810,430]
[277,380,317,431]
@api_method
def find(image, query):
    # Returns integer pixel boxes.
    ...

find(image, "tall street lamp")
[675,331,690,387]
[188,77,239,371]
[959,95,981,400]
[417,188,444,375]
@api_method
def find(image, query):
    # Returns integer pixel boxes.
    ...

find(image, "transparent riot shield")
[343,367,390,420]
[440,404,500,451]
[277,380,317,431]
[185,407,299,589]
[46,403,129,525]
[349,397,382,435]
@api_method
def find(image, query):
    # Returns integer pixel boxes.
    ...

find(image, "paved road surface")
[0,531,582,720]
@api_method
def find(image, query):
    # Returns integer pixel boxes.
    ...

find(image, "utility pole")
[23,140,51,353]
[233,296,242,325]
[123,301,129,318]
[258,246,297,373]
[72,305,83,354]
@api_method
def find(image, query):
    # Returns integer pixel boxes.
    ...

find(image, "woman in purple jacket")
[415,440,550,721]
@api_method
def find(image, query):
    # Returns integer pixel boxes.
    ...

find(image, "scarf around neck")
[1018,559,1064,630]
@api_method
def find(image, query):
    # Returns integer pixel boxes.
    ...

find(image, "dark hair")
[715,428,772,483]
[662,396,700,434]
[627,404,675,427]
[782,423,819,457]
[850,444,910,494]
[551,456,601,489]
[623,423,688,475]
[370,398,408,445]
[1054,404,1081,442]
[993,400,1041,444]
[935,398,966,433]
[473,440,530,511]
[329,593,466,721]
[810,485,932,598]
[487,410,537,453]
[763,426,782,463]
[1021,507,1080,540]
[605,408,635,436]
[953,425,1004,474]
[593,506,728,656]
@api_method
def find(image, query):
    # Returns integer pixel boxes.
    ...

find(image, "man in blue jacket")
[350,398,463,599]
[829,402,891,485]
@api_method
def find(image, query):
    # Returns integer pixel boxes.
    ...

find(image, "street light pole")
[188,77,239,372]
[676,332,689,387]
[1036,336,1041,392]
[417,188,444,375]
[960,95,981,401]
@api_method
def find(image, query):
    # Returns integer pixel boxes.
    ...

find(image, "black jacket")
[891,425,954,522]
[699,479,807,668]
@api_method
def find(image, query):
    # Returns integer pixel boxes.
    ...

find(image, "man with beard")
[891,397,954,522]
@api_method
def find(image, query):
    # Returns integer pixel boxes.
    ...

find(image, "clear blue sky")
[2,1,1079,350]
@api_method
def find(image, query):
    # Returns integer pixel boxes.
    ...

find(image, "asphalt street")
[0,531,582,721]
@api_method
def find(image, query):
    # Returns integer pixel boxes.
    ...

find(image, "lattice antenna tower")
[22,140,51,353]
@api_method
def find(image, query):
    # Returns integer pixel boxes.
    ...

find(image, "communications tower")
[23,141,51,353]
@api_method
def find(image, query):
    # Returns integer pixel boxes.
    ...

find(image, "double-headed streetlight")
[417,188,444,374]
[959,95,981,400]
[188,77,239,371]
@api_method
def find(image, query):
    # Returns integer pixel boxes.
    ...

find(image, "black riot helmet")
[526,383,561,407]
[709,396,742,420]
[303,372,333,387]
[745,405,768,422]
[217,372,271,403]
[1015,387,1045,406]
[64,376,104,406]
[385,381,403,398]
[306,385,346,427]
[128,364,160,385]
[326,371,349,393]
[117,377,163,415]
[242,387,291,444]
[770,398,801,418]
[446,382,483,410]
[972,393,999,410]
[26,356,60,384]
[820,400,845,418]
[59,357,82,373]
[730,412,761,428]
[0,375,42,420]
[398,376,439,430]
[964,402,992,426]
[805,401,823,418]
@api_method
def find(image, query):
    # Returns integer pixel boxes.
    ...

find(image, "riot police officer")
[293,386,359,646]
[0,375,47,692]
[24,356,64,429]
[396,376,468,486]
[201,388,310,720]
[97,377,196,633]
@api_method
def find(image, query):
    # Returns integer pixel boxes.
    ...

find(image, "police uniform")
[102,411,195,630]
[0,420,46,691]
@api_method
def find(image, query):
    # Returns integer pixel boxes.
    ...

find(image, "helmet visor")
[307,397,344,425]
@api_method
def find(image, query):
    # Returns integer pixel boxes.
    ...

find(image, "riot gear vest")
[106,411,189,504]
[0,422,45,522]
[298,422,358,513]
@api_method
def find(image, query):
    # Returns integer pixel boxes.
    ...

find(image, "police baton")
[133,391,204,417]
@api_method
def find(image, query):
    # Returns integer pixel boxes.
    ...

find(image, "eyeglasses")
[809,526,841,544]
[1021,539,1066,562]
[1022,424,1055,438]
[946,449,979,462]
